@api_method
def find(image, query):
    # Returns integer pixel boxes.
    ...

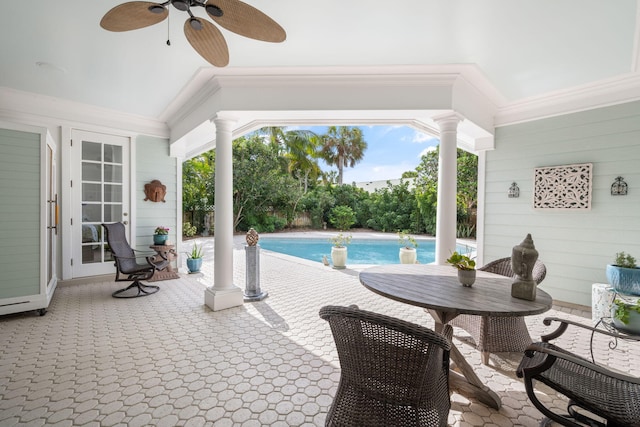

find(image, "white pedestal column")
[204,116,244,311]
[434,114,463,265]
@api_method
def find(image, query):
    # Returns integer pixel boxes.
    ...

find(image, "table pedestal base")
[429,309,502,409]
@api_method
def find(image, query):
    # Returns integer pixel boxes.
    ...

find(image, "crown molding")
[494,72,640,126]
[0,87,169,138]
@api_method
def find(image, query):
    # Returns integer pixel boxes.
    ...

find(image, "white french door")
[71,130,130,277]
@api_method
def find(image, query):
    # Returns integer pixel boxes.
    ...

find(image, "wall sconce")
[611,176,628,196]
[508,182,520,198]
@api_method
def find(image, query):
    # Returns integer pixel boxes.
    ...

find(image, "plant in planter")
[611,296,640,334]
[185,243,203,273]
[606,251,640,295]
[329,233,352,270]
[398,231,418,264]
[446,251,476,287]
[153,226,169,245]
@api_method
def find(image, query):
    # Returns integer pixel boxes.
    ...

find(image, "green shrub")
[183,222,197,237]
[329,205,356,231]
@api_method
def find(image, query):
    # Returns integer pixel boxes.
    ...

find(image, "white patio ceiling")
[1,0,639,147]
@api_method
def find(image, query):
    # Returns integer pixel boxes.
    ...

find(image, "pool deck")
[3,232,630,427]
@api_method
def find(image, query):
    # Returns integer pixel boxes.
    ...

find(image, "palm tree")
[255,127,321,191]
[320,126,367,185]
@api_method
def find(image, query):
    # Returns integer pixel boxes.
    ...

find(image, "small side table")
[148,244,180,281]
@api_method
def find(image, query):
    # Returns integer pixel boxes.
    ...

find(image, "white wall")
[482,101,640,306]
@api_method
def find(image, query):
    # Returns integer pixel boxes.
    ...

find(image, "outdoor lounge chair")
[449,257,547,364]
[517,317,640,426]
[319,305,452,427]
[102,222,168,298]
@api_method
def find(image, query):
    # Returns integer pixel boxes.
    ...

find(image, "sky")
[295,125,440,184]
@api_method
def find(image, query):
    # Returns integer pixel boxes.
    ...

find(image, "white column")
[434,113,463,265]
[204,116,244,311]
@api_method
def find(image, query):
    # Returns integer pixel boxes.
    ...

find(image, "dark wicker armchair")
[517,317,640,426]
[319,305,452,427]
[102,222,168,298]
[449,257,547,364]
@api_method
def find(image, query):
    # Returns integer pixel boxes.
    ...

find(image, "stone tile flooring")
[1,236,639,426]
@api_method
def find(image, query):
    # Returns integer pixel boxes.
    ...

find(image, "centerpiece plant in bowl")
[185,243,203,273]
[153,226,169,245]
[446,251,476,287]
[606,251,640,295]
[329,233,351,270]
[398,231,418,264]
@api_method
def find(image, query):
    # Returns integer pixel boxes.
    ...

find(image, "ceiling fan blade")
[101,2,168,32]
[205,0,286,43]
[184,18,229,67]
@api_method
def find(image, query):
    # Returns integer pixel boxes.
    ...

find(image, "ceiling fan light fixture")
[189,17,203,30]
[148,4,166,14]
[205,4,223,17]
[171,0,190,11]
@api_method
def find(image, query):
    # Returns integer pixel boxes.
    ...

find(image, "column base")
[244,291,268,302]
[204,286,244,311]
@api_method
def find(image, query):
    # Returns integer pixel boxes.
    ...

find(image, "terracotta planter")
[399,247,417,264]
[457,269,476,287]
[331,246,347,269]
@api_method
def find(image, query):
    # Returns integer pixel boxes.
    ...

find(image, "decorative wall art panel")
[533,163,592,210]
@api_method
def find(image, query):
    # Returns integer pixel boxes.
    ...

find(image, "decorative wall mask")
[533,163,592,210]
[144,180,167,203]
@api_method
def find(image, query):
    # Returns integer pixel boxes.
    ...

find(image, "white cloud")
[418,145,438,158]
[343,162,418,183]
[412,131,438,144]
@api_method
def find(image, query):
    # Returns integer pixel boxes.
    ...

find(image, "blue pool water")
[259,236,474,265]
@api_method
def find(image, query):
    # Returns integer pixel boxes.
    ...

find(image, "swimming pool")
[258,236,474,265]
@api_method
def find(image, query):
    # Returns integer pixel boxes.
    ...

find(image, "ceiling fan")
[100,0,286,67]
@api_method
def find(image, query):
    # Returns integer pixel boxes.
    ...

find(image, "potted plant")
[329,233,351,270]
[606,252,640,295]
[153,226,169,245]
[185,243,203,273]
[446,251,476,287]
[611,295,640,334]
[398,231,418,264]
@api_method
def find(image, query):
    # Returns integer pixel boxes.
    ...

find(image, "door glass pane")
[104,244,113,262]
[82,204,101,223]
[82,163,101,181]
[104,184,122,202]
[82,223,100,243]
[104,164,122,183]
[104,144,122,163]
[82,243,101,264]
[82,183,101,202]
[82,141,101,161]
[104,205,122,223]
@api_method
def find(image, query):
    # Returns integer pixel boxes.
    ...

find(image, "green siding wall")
[0,129,41,298]
[484,101,640,306]
[135,136,177,251]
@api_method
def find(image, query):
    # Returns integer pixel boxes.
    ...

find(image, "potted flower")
[153,226,169,245]
[185,243,203,273]
[446,251,477,287]
[606,252,640,295]
[611,295,640,334]
[398,231,418,264]
[329,233,351,270]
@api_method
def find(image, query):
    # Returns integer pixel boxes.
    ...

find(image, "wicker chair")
[517,317,640,426]
[319,305,452,427]
[102,222,168,298]
[449,257,547,364]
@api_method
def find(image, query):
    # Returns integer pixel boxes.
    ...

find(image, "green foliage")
[615,252,637,268]
[366,180,420,233]
[186,243,203,259]
[398,231,418,249]
[240,214,287,234]
[446,251,476,271]
[329,205,356,231]
[613,298,640,324]
[330,233,352,247]
[457,223,476,239]
[300,186,336,228]
[183,222,197,237]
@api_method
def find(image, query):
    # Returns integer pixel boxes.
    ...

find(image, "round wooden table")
[359,263,553,409]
